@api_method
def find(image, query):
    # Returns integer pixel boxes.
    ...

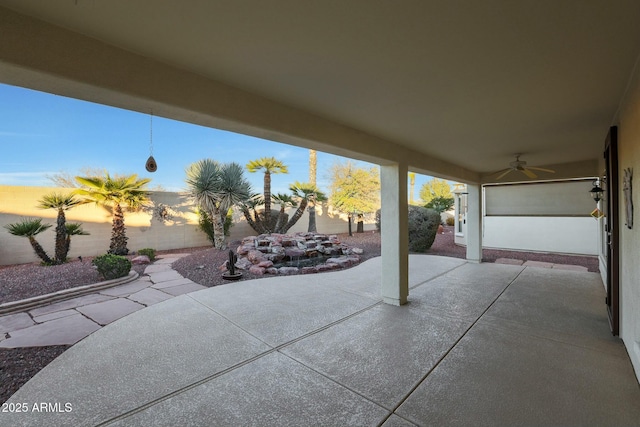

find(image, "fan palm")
[271,193,297,233]
[74,173,151,255]
[37,192,81,264]
[185,159,251,249]
[282,182,326,233]
[64,222,90,255]
[246,157,288,232]
[4,218,53,264]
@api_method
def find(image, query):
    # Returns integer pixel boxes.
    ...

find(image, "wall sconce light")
[590,179,604,203]
[452,183,467,194]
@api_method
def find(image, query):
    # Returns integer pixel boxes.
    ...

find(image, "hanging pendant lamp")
[145,112,157,172]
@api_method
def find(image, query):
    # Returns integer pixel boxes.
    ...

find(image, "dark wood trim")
[605,126,619,336]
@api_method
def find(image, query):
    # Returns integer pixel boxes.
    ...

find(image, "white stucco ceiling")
[1,0,640,174]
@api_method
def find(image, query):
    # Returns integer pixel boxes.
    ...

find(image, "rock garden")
[227,232,364,276]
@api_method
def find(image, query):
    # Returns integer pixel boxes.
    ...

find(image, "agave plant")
[4,218,53,264]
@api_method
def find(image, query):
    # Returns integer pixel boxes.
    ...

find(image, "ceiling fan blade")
[527,166,555,173]
[494,168,512,180]
[522,168,538,179]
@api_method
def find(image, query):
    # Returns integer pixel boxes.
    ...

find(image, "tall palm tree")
[5,218,53,264]
[282,182,326,233]
[74,173,151,255]
[37,192,81,264]
[409,172,416,205]
[306,189,328,233]
[246,157,288,232]
[271,193,297,233]
[186,159,251,249]
[309,149,317,185]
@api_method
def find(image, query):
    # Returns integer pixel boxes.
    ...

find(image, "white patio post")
[380,163,409,305]
[466,183,483,263]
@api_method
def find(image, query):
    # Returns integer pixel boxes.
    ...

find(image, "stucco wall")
[617,61,640,380]
[483,216,598,255]
[0,186,373,265]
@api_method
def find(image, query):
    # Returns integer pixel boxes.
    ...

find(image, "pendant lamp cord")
[149,112,154,156]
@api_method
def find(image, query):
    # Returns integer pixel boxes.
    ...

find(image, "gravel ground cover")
[0,227,598,403]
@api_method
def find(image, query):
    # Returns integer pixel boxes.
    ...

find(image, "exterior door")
[604,126,619,336]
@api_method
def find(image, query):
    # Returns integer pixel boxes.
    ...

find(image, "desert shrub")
[446,216,455,226]
[408,205,440,252]
[92,254,132,280]
[138,248,156,261]
[198,208,234,246]
[375,206,440,252]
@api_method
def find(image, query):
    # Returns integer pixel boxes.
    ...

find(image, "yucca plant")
[4,218,53,264]
[37,192,82,264]
[185,159,251,249]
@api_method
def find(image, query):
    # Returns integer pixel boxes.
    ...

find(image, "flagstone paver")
[76,298,145,326]
[0,312,35,334]
[32,309,77,323]
[0,314,101,348]
[99,280,154,297]
[161,283,207,296]
[127,288,174,306]
[151,277,195,289]
[28,294,115,318]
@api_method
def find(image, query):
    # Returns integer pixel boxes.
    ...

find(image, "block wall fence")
[0,186,375,266]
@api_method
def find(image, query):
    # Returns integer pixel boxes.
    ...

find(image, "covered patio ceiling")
[1,1,640,182]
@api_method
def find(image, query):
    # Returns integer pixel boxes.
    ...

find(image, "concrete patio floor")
[4,255,640,426]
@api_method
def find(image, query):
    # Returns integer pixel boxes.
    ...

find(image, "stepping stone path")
[231,232,363,276]
[0,254,206,348]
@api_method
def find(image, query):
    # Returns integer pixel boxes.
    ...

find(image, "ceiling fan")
[493,154,555,180]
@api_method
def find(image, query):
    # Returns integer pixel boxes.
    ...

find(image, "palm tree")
[309,149,317,185]
[409,172,416,205]
[271,193,297,233]
[282,182,326,233]
[74,173,151,255]
[64,222,90,255]
[37,192,81,264]
[306,189,328,233]
[186,159,251,249]
[5,218,53,264]
[246,157,288,232]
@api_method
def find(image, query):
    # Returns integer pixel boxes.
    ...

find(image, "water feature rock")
[284,248,305,258]
[266,267,278,274]
[352,247,364,255]
[235,258,253,270]
[257,260,274,268]
[247,250,265,263]
[249,265,265,275]
[301,266,317,274]
[278,267,299,275]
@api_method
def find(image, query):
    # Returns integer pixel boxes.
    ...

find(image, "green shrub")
[197,208,234,246]
[138,248,156,261]
[375,206,440,252]
[92,254,131,280]
[408,205,440,252]
[446,216,455,226]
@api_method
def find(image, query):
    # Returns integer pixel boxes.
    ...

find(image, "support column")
[380,163,409,305]
[466,183,483,263]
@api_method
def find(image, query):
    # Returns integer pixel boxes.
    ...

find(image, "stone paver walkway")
[0,254,206,348]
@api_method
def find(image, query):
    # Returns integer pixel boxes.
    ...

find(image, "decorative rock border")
[0,271,139,316]
[229,233,363,275]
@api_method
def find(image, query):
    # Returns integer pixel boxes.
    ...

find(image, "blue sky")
[0,83,438,196]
